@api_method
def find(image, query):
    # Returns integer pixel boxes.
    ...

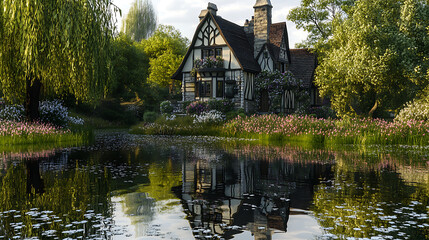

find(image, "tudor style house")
[172,0,319,112]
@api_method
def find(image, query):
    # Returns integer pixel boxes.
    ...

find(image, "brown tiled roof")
[269,22,285,48]
[268,22,290,63]
[288,49,317,88]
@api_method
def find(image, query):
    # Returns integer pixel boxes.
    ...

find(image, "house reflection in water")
[174,147,334,239]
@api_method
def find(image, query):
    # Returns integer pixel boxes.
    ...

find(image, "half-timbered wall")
[257,46,274,72]
[279,41,288,62]
[195,17,225,47]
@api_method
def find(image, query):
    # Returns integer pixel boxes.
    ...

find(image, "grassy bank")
[131,114,429,146]
[0,120,92,151]
[224,115,429,146]
[130,115,223,136]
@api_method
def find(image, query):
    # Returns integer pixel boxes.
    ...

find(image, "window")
[216,79,224,98]
[196,80,211,98]
[215,48,222,57]
[202,48,222,59]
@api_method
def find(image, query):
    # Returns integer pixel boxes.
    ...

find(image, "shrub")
[39,100,85,127]
[182,101,192,112]
[143,111,158,123]
[160,100,174,114]
[208,99,235,113]
[0,105,25,122]
[193,110,224,124]
[395,98,429,122]
[186,101,208,115]
[39,100,70,127]
[225,108,246,121]
[308,106,337,119]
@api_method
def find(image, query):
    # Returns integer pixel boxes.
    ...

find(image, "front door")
[260,89,269,112]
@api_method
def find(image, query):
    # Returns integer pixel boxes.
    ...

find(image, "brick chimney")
[253,0,272,57]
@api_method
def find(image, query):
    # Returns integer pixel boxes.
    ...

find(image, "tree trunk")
[26,160,45,194]
[25,77,42,122]
[368,100,379,118]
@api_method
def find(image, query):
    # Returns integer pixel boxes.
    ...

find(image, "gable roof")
[213,15,261,73]
[172,13,260,80]
[269,22,291,63]
[288,49,317,88]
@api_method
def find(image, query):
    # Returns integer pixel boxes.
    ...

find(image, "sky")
[111,0,308,48]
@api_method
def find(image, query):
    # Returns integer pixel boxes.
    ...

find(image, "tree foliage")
[287,0,355,48]
[0,0,117,120]
[122,0,157,42]
[315,0,429,118]
[142,25,189,95]
[110,34,149,100]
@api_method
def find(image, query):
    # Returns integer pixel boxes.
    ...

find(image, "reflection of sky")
[113,193,323,240]
[112,196,194,239]
[279,210,323,240]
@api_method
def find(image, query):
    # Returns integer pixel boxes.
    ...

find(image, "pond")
[0,131,428,240]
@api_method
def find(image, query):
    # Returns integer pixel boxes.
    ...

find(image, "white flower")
[0,105,25,121]
[193,110,224,124]
[166,114,176,121]
[395,98,429,122]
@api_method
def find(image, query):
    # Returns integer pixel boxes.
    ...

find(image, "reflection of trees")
[312,155,429,239]
[123,192,156,222]
[0,159,112,239]
[138,162,182,202]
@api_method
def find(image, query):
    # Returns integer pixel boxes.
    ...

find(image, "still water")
[0,131,428,240]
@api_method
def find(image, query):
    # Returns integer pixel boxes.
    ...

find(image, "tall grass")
[223,115,429,146]
[130,115,221,136]
[0,120,92,151]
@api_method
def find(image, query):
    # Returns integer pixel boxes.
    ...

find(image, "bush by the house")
[160,100,174,114]
[208,99,235,113]
[193,110,224,124]
[143,111,158,123]
[186,101,209,115]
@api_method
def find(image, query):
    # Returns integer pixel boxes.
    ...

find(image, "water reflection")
[178,146,333,239]
[0,133,427,239]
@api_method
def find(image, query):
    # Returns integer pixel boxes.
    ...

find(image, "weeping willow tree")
[122,0,157,42]
[0,0,117,121]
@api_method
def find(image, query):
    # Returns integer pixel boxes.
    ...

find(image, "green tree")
[110,34,149,100]
[142,25,189,95]
[0,0,116,121]
[287,0,355,48]
[122,0,157,42]
[315,0,429,118]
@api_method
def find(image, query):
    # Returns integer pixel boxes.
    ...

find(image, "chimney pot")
[207,2,218,16]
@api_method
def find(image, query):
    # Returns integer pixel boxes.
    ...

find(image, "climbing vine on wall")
[254,71,308,112]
